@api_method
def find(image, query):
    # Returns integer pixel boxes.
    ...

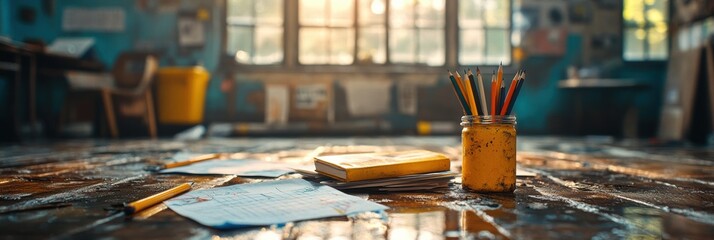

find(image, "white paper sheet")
[265,84,289,124]
[62,8,125,32]
[342,80,392,117]
[160,159,297,177]
[165,179,388,229]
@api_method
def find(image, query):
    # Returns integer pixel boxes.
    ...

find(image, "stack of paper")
[320,171,458,191]
[314,150,451,182]
[309,150,457,191]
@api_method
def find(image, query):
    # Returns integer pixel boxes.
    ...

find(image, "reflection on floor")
[0,136,712,239]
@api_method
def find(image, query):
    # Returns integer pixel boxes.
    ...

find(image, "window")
[226,0,510,67]
[458,0,510,65]
[389,0,445,66]
[226,0,283,64]
[623,0,668,61]
[299,0,356,65]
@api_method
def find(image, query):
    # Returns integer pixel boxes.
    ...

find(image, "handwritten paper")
[160,159,297,177]
[165,179,388,229]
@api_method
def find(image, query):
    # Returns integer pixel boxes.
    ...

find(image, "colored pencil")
[454,70,466,100]
[506,73,525,115]
[457,70,477,115]
[467,69,483,116]
[449,71,472,115]
[476,67,488,116]
[500,70,521,115]
[496,63,503,112]
[498,84,505,116]
[446,66,525,118]
[124,182,192,214]
[162,153,219,169]
[490,71,497,117]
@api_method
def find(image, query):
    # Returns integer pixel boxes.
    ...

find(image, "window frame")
[621,0,670,63]
[221,0,512,73]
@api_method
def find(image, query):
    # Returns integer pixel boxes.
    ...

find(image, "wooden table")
[0,137,712,239]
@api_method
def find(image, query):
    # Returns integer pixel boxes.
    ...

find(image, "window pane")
[624,28,646,60]
[330,29,355,65]
[299,28,329,64]
[459,29,485,65]
[300,0,327,26]
[418,29,444,66]
[390,0,415,27]
[227,26,253,63]
[623,0,668,61]
[484,0,509,27]
[648,29,668,60]
[329,0,354,27]
[359,0,386,26]
[623,0,646,27]
[650,0,668,21]
[255,0,282,25]
[458,0,510,65]
[254,27,283,64]
[227,0,253,25]
[458,0,484,28]
[358,27,386,64]
[390,29,416,63]
[485,28,509,64]
[416,0,445,28]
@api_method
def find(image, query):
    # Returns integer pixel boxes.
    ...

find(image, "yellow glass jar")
[461,115,517,192]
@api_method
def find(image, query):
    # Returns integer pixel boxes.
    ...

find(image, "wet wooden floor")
[0,137,712,239]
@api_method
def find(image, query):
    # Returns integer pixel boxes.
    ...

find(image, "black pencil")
[466,69,483,116]
[448,71,472,115]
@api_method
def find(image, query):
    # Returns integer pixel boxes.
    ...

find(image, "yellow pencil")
[162,153,219,169]
[462,70,478,115]
[124,182,192,214]
[456,70,475,113]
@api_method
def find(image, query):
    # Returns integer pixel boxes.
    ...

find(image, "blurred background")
[0,0,712,144]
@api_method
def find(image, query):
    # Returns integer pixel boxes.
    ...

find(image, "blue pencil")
[506,76,525,115]
[497,85,505,116]
[449,71,472,115]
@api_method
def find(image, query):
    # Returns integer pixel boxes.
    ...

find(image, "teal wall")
[0,0,227,123]
[0,0,667,137]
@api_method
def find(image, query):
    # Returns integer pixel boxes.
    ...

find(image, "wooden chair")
[66,53,158,138]
[101,53,158,139]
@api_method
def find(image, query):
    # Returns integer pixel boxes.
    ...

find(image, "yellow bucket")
[157,67,210,124]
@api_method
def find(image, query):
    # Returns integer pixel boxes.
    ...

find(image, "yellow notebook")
[314,150,451,182]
